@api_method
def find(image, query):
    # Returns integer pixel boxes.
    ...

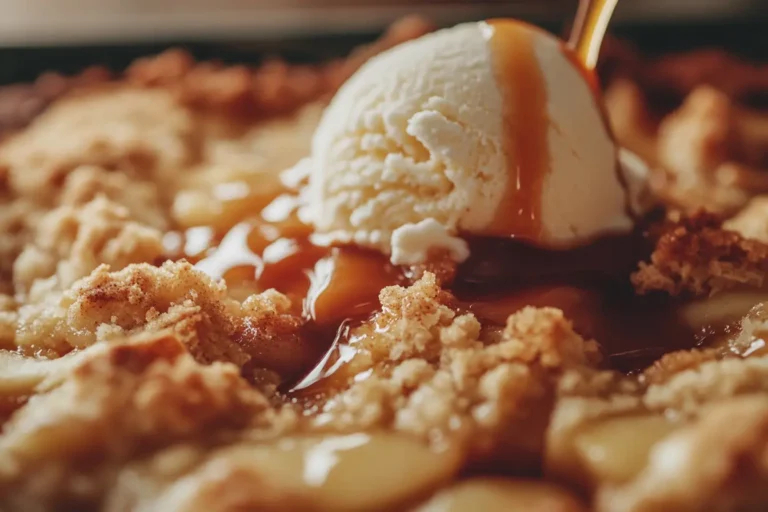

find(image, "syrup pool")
[168,166,725,396]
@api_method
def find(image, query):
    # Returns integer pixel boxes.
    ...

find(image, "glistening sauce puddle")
[175,169,738,395]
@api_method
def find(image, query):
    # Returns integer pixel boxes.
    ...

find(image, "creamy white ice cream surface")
[302,21,638,264]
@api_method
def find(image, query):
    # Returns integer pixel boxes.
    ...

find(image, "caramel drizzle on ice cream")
[480,20,550,242]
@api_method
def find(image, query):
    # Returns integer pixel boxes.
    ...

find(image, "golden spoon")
[569,0,620,69]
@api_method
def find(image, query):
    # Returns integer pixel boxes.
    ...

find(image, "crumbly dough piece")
[654,87,753,214]
[59,165,168,230]
[0,330,282,510]
[632,212,768,297]
[643,353,768,415]
[603,53,768,220]
[125,16,435,117]
[0,67,112,137]
[13,196,164,295]
[314,274,601,469]
[0,197,41,294]
[0,88,196,199]
[13,261,307,377]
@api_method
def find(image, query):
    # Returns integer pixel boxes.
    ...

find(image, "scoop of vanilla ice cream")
[305,21,635,265]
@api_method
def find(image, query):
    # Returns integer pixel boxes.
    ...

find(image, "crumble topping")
[12,260,318,381]
[59,165,168,230]
[0,331,283,510]
[0,88,197,199]
[632,212,768,297]
[13,196,165,295]
[0,18,766,512]
[655,87,754,214]
[311,275,600,470]
[603,45,768,219]
[0,67,112,137]
[126,15,435,117]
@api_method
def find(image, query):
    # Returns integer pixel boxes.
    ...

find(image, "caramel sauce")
[190,189,398,325]
[455,237,698,373]
[305,248,402,328]
[480,18,633,246]
[185,168,707,392]
[290,321,363,393]
[481,20,549,241]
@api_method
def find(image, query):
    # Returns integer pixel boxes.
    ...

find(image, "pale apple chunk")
[415,478,587,512]
[677,291,768,349]
[573,415,678,485]
[154,433,464,511]
[546,414,678,491]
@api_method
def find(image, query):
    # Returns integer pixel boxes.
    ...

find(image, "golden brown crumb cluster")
[0,331,284,510]
[126,16,435,118]
[604,42,768,223]
[632,212,768,297]
[0,18,767,512]
[311,275,600,469]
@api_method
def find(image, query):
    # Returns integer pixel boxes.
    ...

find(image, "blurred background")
[0,0,766,83]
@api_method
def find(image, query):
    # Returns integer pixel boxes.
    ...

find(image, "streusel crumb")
[13,196,164,294]
[654,87,768,215]
[126,16,434,117]
[0,197,41,294]
[654,87,750,214]
[59,165,168,230]
[314,274,599,469]
[0,67,112,136]
[640,348,723,386]
[0,88,196,199]
[633,212,768,297]
[0,330,280,510]
[13,261,314,380]
[642,354,768,415]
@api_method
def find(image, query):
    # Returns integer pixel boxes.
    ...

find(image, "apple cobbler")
[1,16,768,512]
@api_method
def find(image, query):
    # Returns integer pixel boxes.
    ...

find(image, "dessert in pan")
[0,1,768,510]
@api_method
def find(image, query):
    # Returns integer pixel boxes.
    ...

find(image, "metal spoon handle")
[569,0,619,70]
